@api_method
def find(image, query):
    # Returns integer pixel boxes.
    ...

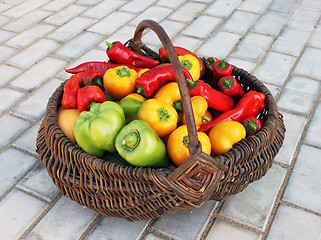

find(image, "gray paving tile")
[0,45,18,62]
[143,233,167,240]
[267,0,299,14]
[0,64,22,86]
[2,0,49,18]
[0,114,32,150]
[0,148,38,197]
[10,78,62,122]
[157,0,185,9]
[26,197,97,240]
[130,6,172,27]
[0,28,14,43]
[85,216,149,240]
[251,12,287,36]
[152,200,217,240]
[309,22,321,48]
[172,35,202,52]
[271,27,310,56]
[81,0,124,19]
[254,51,296,86]
[282,145,321,214]
[294,47,321,80]
[300,0,321,10]
[0,2,12,12]
[219,164,287,231]
[226,57,257,73]
[9,57,67,92]
[304,101,321,148]
[287,7,320,31]
[168,1,206,22]
[205,0,242,18]
[266,204,321,240]
[205,219,260,240]
[119,0,157,14]
[0,15,12,26]
[44,4,87,26]
[221,10,258,35]
[77,0,103,5]
[197,31,241,59]
[41,0,76,11]
[0,87,26,115]
[0,189,48,240]
[238,0,272,13]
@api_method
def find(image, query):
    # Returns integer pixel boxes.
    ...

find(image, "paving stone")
[168,1,206,22]
[254,51,296,86]
[303,102,321,148]
[273,111,307,165]
[77,0,102,5]
[16,163,60,203]
[294,47,321,80]
[10,78,62,122]
[0,45,18,62]
[0,64,22,86]
[309,22,321,48]
[81,0,124,19]
[300,0,321,10]
[219,164,287,231]
[266,204,321,240]
[52,31,104,61]
[0,28,15,43]
[119,0,157,14]
[44,4,87,26]
[130,6,172,27]
[197,31,241,59]
[251,12,287,36]
[41,0,76,11]
[238,0,272,13]
[287,7,320,31]
[5,23,56,49]
[182,15,222,39]
[271,27,310,56]
[267,0,299,14]
[6,38,61,69]
[282,145,321,214]
[9,57,67,92]
[0,189,48,240]
[2,0,49,18]
[26,197,97,240]
[0,87,25,115]
[47,16,97,42]
[156,0,185,9]
[143,233,167,240]
[205,219,260,240]
[88,11,135,36]
[262,83,281,98]
[221,10,258,35]
[226,57,256,73]
[172,35,202,52]
[231,32,273,62]
[0,2,12,12]
[85,216,149,240]
[205,0,241,18]
[0,114,32,150]
[152,200,217,240]
[0,15,12,26]
[97,25,136,49]
[0,148,38,197]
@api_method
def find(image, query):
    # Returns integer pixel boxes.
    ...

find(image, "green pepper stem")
[183,136,189,147]
[116,66,131,77]
[180,60,193,70]
[202,115,211,123]
[173,100,183,113]
[158,107,170,121]
[217,59,228,70]
[136,84,146,96]
[244,119,258,133]
[221,77,234,90]
[92,76,104,89]
[186,78,198,90]
[105,41,116,50]
[208,57,217,66]
[122,130,141,151]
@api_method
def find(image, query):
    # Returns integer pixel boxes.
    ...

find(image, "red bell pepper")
[61,71,103,109]
[65,61,141,75]
[106,41,159,68]
[135,65,193,98]
[218,75,245,100]
[187,78,235,113]
[212,59,233,88]
[198,91,266,134]
[77,85,106,113]
[159,46,205,78]
[242,116,265,136]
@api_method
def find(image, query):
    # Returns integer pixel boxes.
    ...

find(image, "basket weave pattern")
[36,20,285,221]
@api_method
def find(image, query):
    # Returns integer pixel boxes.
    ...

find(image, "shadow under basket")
[36,20,285,221]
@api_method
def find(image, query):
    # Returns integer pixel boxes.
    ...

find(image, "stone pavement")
[0,0,321,239]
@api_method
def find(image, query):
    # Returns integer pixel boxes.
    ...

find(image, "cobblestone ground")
[0,0,321,239]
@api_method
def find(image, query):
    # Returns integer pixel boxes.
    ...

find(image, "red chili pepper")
[242,116,265,136]
[77,85,106,113]
[61,71,103,109]
[106,41,159,68]
[159,46,205,78]
[218,75,245,100]
[212,59,233,88]
[135,65,193,98]
[198,91,266,134]
[64,61,141,75]
[187,78,235,113]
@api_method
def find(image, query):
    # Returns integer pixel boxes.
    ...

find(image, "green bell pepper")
[120,93,145,123]
[74,101,125,157]
[115,120,170,168]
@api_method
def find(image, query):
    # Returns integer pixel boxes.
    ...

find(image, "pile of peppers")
[59,40,267,168]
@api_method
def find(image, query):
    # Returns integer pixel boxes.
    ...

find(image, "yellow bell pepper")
[167,125,211,166]
[208,121,246,155]
[154,82,183,113]
[182,96,210,129]
[137,99,178,137]
[103,66,138,99]
[178,54,200,81]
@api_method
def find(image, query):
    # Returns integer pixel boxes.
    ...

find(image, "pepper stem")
[208,57,217,66]
[116,66,131,77]
[158,107,170,121]
[202,115,211,123]
[244,119,258,133]
[186,78,198,90]
[87,101,97,110]
[221,77,234,89]
[105,41,116,50]
[183,136,189,147]
[122,129,141,151]
[173,100,183,113]
[180,60,193,70]
[217,59,228,70]
[92,76,104,89]
[136,84,146,96]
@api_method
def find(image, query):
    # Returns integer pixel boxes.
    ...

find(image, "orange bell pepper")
[103,66,138,99]
[182,96,210,129]
[167,125,211,166]
[154,82,183,113]
[137,99,178,137]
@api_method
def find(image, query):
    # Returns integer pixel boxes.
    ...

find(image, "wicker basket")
[36,20,285,221]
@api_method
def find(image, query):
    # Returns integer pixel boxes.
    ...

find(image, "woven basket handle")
[131,20,228,183]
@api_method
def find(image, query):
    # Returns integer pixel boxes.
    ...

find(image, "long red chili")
[106,41,159,68]
[77,85,106,113]
[135,65,193,98]
[187,78,235,112]
[218,75,245,100]
[198,91,266,134]
[64,61,141,75]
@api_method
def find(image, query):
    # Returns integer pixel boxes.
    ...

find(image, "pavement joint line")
[279,200,321,217]
[79,213,102,240]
